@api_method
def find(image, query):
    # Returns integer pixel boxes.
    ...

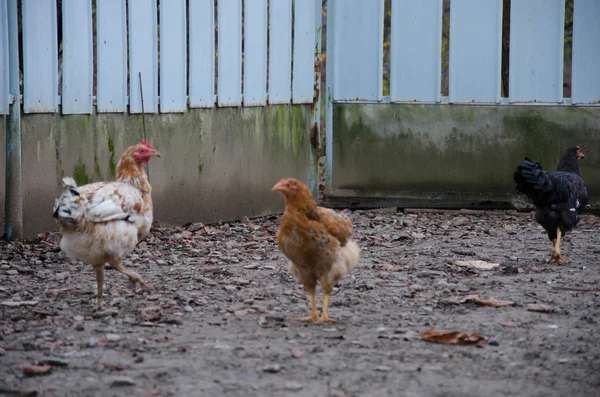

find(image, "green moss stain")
[291,105,304,157]
[332,103,600,200]
[108,136,117,178]
[198,160,204,175]
[73,161,91,186]
[53,127,65,185]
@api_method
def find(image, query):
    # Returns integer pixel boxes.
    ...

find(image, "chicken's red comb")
[141,141,154,149]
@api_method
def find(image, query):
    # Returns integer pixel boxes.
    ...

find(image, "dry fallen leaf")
[23,364,53,376]
[443,294,514,307]
[454,260,500,270]
[499,320,517,327]
[527,304,552,313]
[140,306,162,322]
[421,328,486,345]
[0,347,6,356]
[381,263,403,272]
[290,347,305,358]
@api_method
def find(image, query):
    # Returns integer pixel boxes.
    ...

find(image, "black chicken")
[513,146,588,264]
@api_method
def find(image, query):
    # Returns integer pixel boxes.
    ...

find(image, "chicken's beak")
[153,150,161,158]
[272,180,286,193]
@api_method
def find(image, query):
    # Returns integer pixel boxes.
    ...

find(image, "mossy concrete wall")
[332,104,600,204]
[2,106,312,238]
[0,117,5,233]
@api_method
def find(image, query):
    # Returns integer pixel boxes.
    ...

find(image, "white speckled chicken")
[53,142,161,309]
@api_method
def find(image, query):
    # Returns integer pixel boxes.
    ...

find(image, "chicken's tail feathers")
[341,239,360,271]
[513,158,550,203]
[53,177,84,226]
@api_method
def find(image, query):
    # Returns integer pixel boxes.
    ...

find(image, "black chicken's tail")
[513,158,551,205]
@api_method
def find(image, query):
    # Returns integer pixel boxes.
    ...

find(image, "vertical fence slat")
[509,0,565,103]
[160,0,186,112]
[449,0,502,103]
[292,0,316,104]
[268,0,292,104]
[243,0,267,106]
[97,0,127,113]
[390,0,442,103]
[189,0,214,107]
[218,0,242,107]
[0,0,8,114]
[572,0,600,104]
[129,0,158,113]
[22,0,58,113]
[61,0,93,114]
[332,0,383,101]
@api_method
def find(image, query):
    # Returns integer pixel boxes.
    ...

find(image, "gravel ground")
[1,209,599,397]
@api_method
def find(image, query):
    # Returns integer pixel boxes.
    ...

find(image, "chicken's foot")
[549,229,567,265]
[296,290,319,322]
[93,263,105,310]
[109,260,152,292]
[319,293,336,323]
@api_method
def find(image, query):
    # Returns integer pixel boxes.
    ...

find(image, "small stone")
[189,222,205,232]
[243,264,259,270]
[106,334,121,342]
[451,216,469,225]
[234,310,247,318]
[411,233,425,239]
[375,365,392,372]
[73,315,84,322]
[509,256,518,262]
[109,376,136,387]
[6,269,18,275]
[262,364,282,373]
[409,284,423,292]
[183,305,194,312]
[42,358,69,367]
[93,309,118,318]
[284,382,303,391]
[489,339,500,346]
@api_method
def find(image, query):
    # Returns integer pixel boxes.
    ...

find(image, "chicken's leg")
[319,278,336,322]
[109,260,152,292]
[550,228,567,264]
[296,289,319,322]
[93,263,105,310]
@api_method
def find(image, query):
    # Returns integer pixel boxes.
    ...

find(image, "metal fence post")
[4,0,22,240]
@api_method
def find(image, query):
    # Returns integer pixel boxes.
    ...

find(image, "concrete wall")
[0,117,5,234]
[3,105,313,238]
[332,104,600,204]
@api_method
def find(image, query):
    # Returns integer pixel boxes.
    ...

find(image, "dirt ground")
[1,209,599,397]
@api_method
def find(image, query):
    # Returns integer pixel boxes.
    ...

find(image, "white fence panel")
[129,0,158,113]
[189,0,215,108]
[572,0,600,104]
[160,0,187,112]
[243,0,267,107]
[97,0,127,113]
[0,0,9,114]
[22,0,58,113]
[61,0,93,114]
[509,0,565,103]
[449,0,502,103]
[390,0,442,103]
[292,0,316,104]
[218,0,242,107]
[332,0,383,101]
[268,0,292,104]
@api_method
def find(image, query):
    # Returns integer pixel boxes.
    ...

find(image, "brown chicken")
[273,178,360,322]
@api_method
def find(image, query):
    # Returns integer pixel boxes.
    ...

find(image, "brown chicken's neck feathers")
[283,189,317,214]
[116,155,151,194]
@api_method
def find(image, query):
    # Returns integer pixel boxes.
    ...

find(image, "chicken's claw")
[295,313,319,323]
[318,314,336,323]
